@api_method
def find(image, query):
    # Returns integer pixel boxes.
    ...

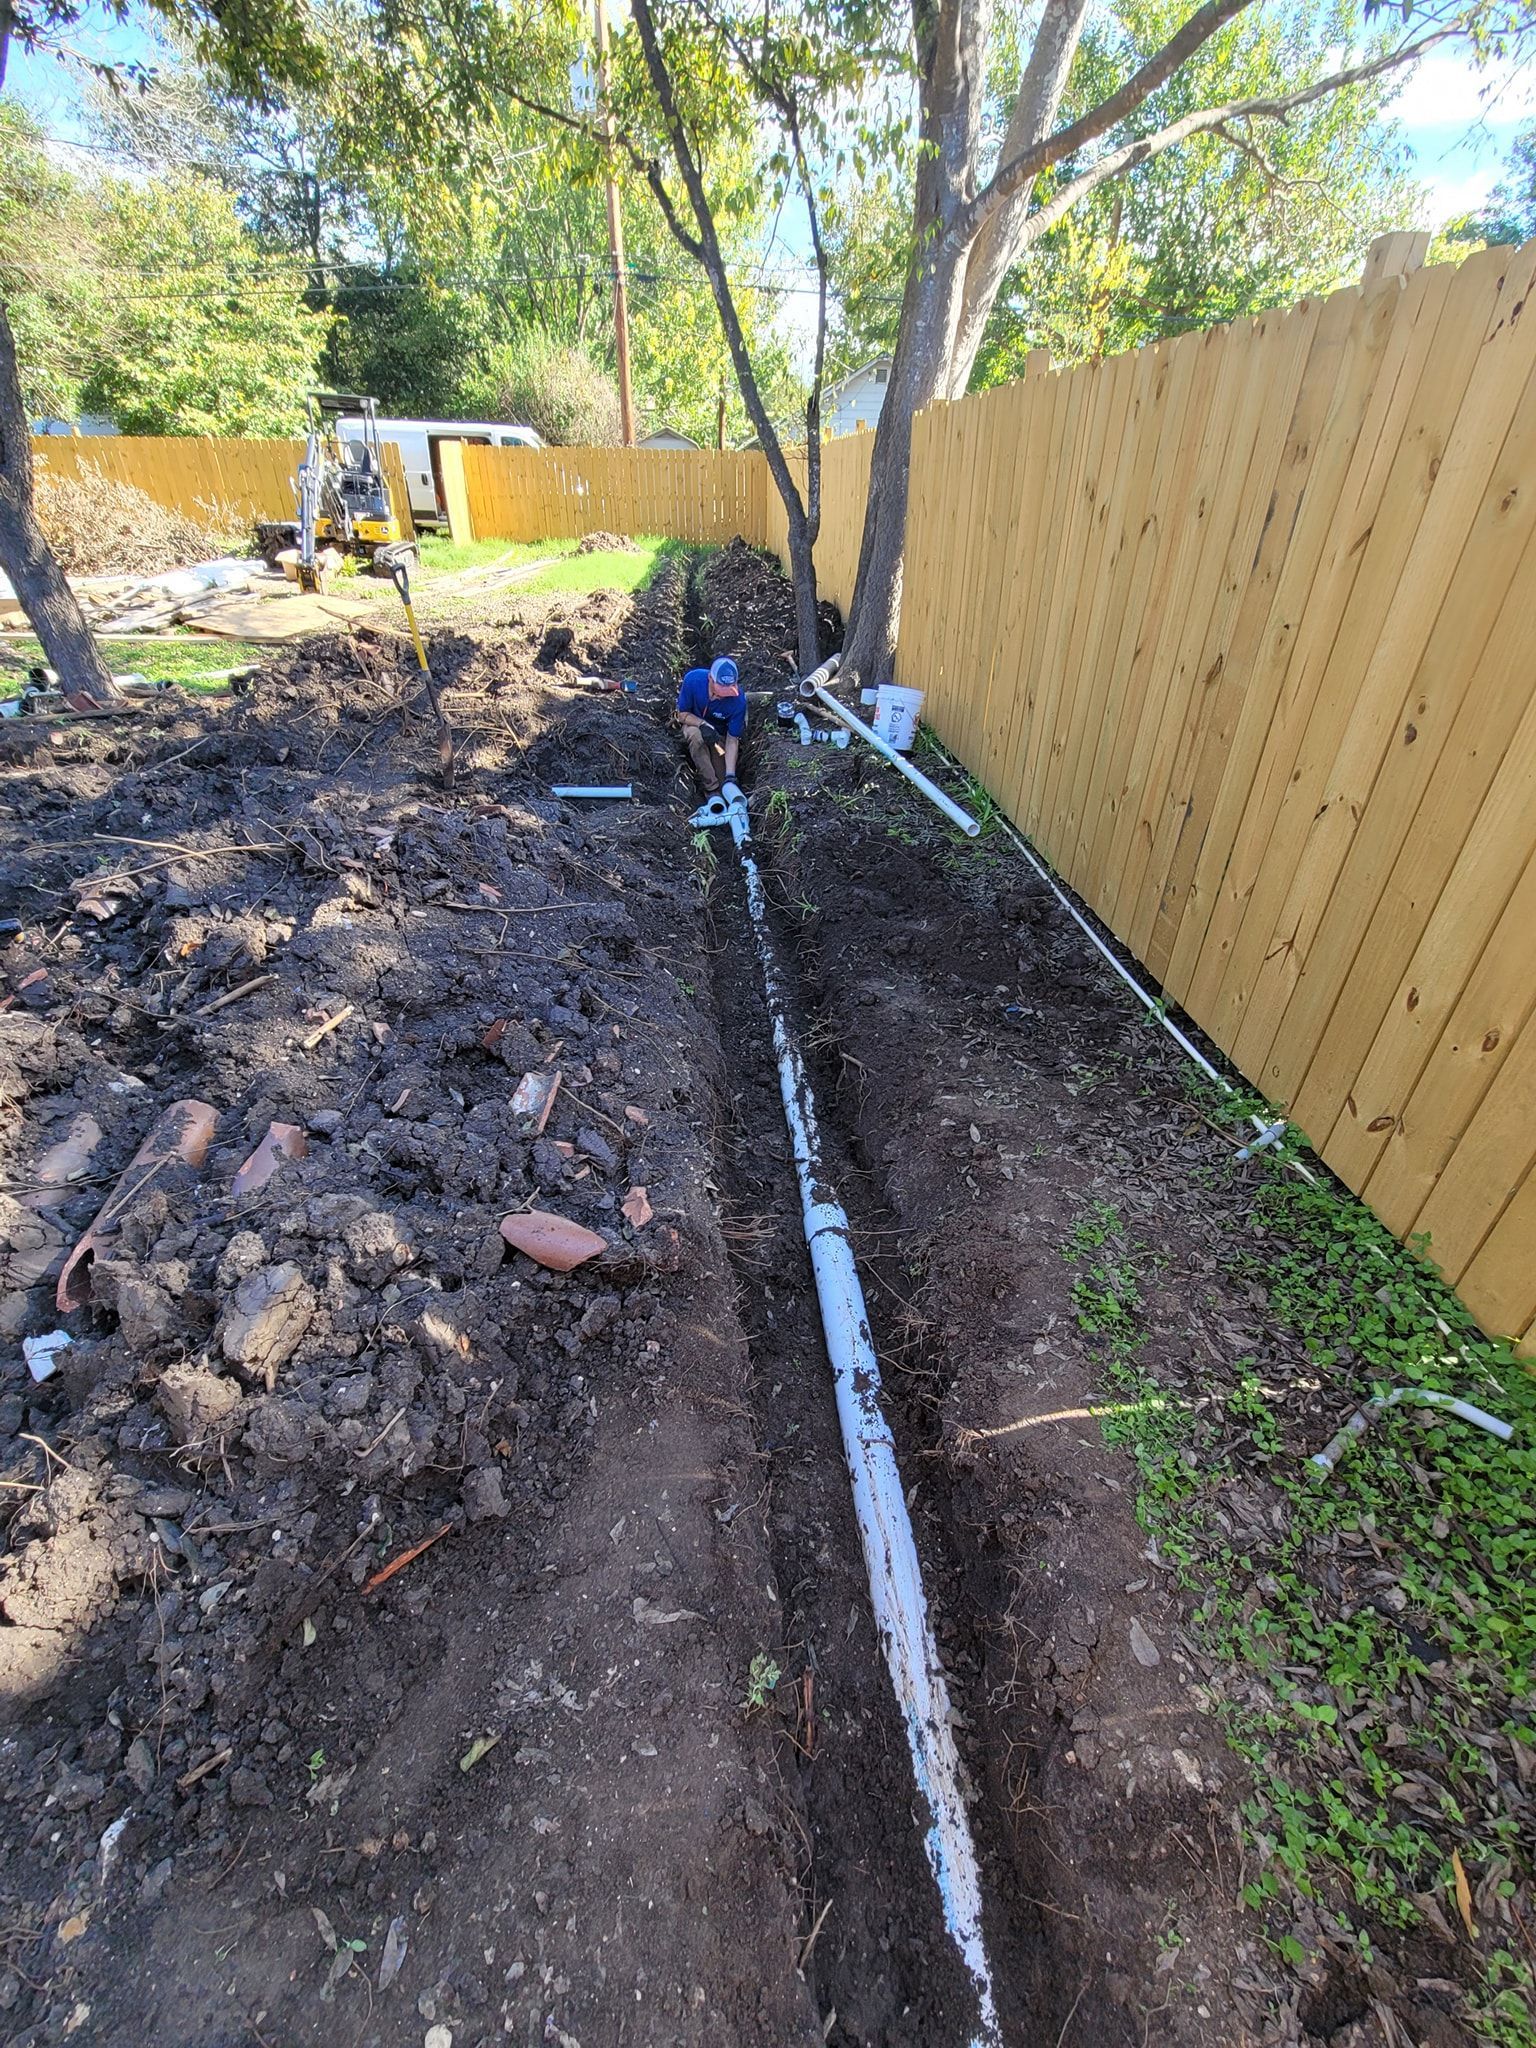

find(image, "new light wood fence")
[459,443,765,544]
[761,431,876,618]
[32,435,415,540]
[900,240,1536,1358]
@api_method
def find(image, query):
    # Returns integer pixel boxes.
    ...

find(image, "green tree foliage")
[826,0,1423,381]
[1478,120,1536,240]
[0,102,104,419]
[1,114,330,434]
[980,0,1422,376]
[79,175,330,433]
[466,329,623,444]
[87,27,804,444]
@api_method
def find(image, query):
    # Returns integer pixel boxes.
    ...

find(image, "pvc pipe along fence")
[799,658,981,838]
[726,794,1001,2047]
[915,736,1512,1452]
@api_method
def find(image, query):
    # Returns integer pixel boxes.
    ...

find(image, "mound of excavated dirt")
[574,530,635,555]
[0,568,829,2048]
[693,537,841,689]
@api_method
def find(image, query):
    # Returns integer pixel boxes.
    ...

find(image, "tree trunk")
[0,298,120,706]
[839,240,969,688]
[843,0,1087,682]
[627,0,825,672]
[842,0,989,689]
[782,492,823,671]
[945,0,1089,396]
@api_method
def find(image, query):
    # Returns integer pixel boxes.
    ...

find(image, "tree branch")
[1010,31,1460,257]
[952,0,1258,248]
[626,0,805,524]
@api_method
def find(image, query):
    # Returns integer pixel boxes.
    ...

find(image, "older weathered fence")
[32,435,416,539]
[27,237,1536,1352]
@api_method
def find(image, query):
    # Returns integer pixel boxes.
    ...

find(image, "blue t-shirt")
[678,668,747,740]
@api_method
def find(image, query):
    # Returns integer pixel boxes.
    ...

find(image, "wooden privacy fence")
[459,443,765,544]
[899,239,1536,1358]
[761,431,876,618]
[32,435,415,539]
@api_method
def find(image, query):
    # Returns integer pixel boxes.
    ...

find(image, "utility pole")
[594,0,635,446]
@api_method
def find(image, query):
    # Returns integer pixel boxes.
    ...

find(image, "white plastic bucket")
[873,683,923,752]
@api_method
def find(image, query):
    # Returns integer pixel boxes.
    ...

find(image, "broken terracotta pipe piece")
[498,1209,608,1272]
[57,1099,218,1312]
[231,1121,307,1200]
[26,1113,104,1206]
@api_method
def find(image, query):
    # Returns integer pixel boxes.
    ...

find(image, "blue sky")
[1388,48,1536,221]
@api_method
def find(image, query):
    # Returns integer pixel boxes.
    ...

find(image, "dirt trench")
[3,538,1405,2048]
[0,544,1084,2048]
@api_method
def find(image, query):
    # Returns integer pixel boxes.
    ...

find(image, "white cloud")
[1390,49,1536,133]
[1419,164,1502,226]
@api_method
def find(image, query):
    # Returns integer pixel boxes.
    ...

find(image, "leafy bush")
[468,332,622,447]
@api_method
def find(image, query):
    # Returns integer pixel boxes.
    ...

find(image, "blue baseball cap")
[708,657,740,693]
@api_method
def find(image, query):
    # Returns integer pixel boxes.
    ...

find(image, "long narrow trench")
[674,575,1070,2043]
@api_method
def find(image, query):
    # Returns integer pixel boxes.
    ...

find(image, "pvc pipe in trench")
[799,662,982,838]
[914,738,1506,1429]
[726,797,1001,2048]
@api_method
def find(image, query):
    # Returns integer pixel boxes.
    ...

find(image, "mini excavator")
[256,393,416,592]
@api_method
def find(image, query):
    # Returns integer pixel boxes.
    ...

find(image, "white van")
[340,416,544,527]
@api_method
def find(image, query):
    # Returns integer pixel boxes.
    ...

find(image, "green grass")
[415,531,678,596]
[414,534,576,576]
[0,532,682,699]
[0,635,267,699]
[1063,1119,1536,2041]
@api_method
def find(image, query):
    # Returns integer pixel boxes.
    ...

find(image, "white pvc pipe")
[929,749,1503,1397]
[1309,1386,1513,1476]
[551,784,632,799]
[727,800,1001,2048]
[800,663,981,838]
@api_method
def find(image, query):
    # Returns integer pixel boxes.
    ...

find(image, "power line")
[0,255,897,309]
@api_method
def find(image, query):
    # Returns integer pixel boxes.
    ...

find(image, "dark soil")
[3,535,1495,2048]
[0,556,825,2047]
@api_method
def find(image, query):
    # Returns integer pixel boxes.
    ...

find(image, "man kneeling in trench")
[674,655,745,800]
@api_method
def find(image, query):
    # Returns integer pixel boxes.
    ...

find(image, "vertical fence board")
[893,241,1536,1354]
